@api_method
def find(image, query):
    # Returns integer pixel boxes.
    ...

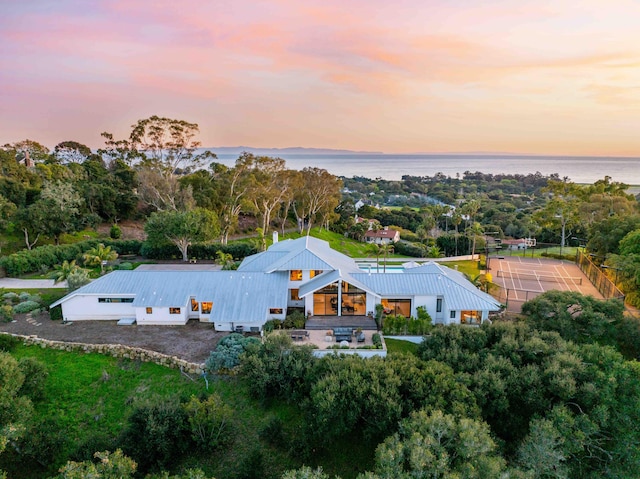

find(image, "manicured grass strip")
[385,338,420,355]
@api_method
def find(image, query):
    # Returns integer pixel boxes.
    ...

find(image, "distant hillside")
[202,146,383,155]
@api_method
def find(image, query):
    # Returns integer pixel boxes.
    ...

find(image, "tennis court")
[489,256,602,313]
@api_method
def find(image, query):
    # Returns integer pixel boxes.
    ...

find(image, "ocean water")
[214,153,640,185]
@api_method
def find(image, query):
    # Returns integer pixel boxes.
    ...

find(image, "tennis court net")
[496,270,582,285]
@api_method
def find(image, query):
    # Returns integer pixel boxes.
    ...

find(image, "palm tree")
[379,243,395,273]
[49,260,80,284]
[82,243,118,274]
[366,243,382,272]
[466,222,484,259]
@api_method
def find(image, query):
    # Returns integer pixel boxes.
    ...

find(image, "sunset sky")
[2,0,640,155]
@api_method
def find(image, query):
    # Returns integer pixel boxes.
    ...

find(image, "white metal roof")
[51,270,289,323]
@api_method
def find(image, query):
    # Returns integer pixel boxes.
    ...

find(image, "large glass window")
[290,289,300,301]
[381,299,411,317]
[169,307,181,314]
[341,282,366,316]
[310,270,323,278]
[201,302,212,314]
[313,283,339,316]
[191,299,199,312]
[146,307,153,314]
[290,270,302,281]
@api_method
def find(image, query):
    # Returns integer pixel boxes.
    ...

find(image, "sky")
[1,0,640,156]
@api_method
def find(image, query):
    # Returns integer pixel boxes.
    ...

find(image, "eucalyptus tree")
[215,155,253,244]
[535,179,583,248]
[292,167,342,234]
[246,154,292,235]
[51,140,93,164]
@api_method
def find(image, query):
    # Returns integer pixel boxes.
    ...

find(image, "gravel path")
[0,313,224,364]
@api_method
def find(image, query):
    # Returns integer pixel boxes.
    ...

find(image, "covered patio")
[304,315,377,330]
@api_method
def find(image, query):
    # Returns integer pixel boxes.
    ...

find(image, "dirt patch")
[0,313,225,364]
[96,220,147,241]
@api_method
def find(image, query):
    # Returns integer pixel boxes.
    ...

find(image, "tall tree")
[29,181,85,244]
[536,180,582,248]
[144,208,219,262]
[2,139,50,165]
[51,141,93,164]
[293,167,342,234]
[246,155,292,235]
[216,156,253,244]
[129,115,214,175]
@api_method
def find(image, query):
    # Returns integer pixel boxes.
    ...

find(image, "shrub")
[383,313,431,335]
[49,305,63,321]
[372,333,382,348]
[20,416,67,470]
[118,262,134,270]
[283,310,306,329]
[110,224,122,239]
[67,269,91,291]
[263,318,283,332]
[18,357,48,401]
[2,292,19,304]
[0,334,19,352]
[13,300,41,314]
[259,416,285,445]
[394,241,425,258]
[0,305,13,322]
[0,239,143,276]
[183,393,234,450]
[120,401,190,473]
[206,333,260,372]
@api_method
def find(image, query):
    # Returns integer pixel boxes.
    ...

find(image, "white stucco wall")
[60,295,135,321]
[135,302,189,325]
[413,295,438,319]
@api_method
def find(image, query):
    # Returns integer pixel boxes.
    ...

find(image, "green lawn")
[5,345,370,479]
[385,338,420,355]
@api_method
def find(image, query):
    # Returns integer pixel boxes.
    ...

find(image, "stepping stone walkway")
[24,312,42,327]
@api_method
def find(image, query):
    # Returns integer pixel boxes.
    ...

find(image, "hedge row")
[0,239,258,277]
[394,241,425,258]
[140,242,257,261]
[0,239,143,277]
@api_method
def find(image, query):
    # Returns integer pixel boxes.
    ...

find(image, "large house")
[51,236,501,330]
[364,227,400,244]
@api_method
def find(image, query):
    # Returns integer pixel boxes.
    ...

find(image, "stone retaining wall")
[2,332,205,374]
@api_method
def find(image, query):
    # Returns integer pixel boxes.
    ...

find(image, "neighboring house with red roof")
[364,227,400,245]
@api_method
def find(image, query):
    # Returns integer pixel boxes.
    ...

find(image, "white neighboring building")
[51,236,501,329]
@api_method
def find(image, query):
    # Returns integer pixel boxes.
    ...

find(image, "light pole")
[484,232,500,271]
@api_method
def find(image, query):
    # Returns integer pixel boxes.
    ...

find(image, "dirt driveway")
[0,313,225,364]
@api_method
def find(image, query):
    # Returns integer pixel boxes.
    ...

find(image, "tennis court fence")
[576,250,625,300]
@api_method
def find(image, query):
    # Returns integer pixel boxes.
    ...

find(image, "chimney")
[272,231,278,244]
[25,150,33,168]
